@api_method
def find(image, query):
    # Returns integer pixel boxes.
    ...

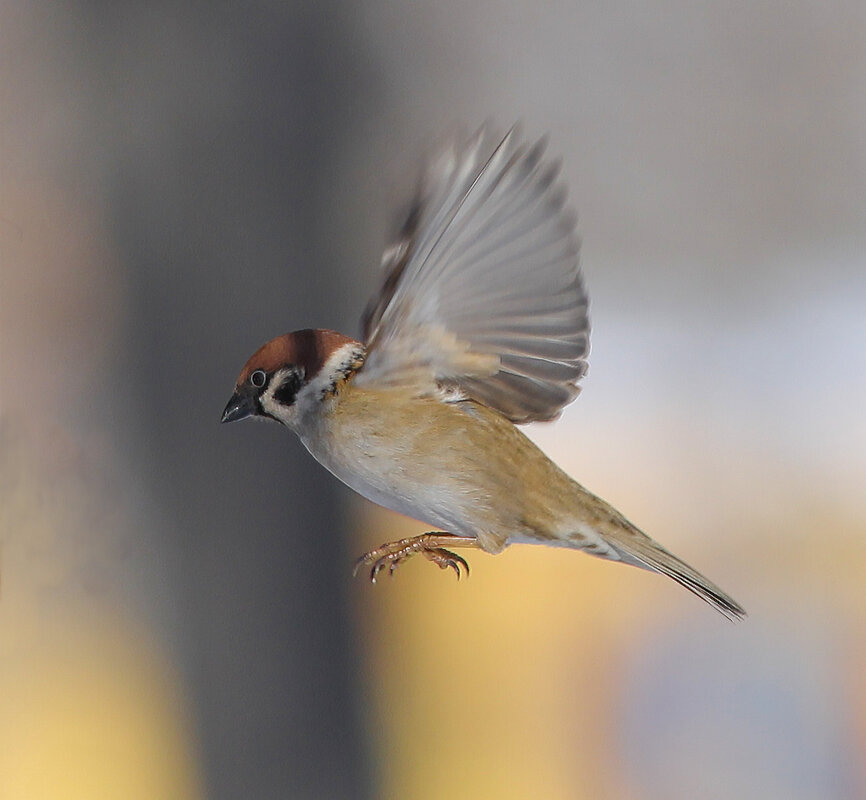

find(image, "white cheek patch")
[259,367,302,426]
[259,391,286,423]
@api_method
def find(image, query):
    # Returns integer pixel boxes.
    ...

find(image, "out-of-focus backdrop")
[1,2,864,798]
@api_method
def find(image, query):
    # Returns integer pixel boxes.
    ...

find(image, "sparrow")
[221,127,745,620]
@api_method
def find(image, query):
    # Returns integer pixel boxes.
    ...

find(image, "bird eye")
[250,369,267,388]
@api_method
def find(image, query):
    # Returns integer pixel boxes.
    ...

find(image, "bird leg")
[353,533,479,583]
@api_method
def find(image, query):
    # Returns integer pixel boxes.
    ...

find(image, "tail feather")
[594,520,746,621]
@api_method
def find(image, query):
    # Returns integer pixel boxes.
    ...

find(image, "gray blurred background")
[1,2,864,799]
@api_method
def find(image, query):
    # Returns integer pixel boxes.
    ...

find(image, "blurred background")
[1,1,864,798]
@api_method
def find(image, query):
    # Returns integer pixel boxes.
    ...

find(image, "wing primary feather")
[407,128,520,291]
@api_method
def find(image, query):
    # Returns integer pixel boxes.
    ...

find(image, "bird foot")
[353,533,475,582]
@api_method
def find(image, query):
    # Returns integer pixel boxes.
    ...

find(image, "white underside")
[299,430,473,536]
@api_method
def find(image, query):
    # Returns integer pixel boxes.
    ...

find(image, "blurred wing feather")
[358,127,590,423]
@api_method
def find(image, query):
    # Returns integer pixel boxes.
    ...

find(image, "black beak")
[221,391,257,424]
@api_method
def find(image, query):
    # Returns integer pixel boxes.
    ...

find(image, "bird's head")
[221,328,364,428]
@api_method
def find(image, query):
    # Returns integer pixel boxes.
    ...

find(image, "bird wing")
[356,126,590,423]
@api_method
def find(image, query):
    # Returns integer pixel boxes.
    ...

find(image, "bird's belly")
[298,430,475,535]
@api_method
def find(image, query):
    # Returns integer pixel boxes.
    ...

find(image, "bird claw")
[423,547,469,580]
[353,534,471,582]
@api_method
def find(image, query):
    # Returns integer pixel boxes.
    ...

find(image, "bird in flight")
[221,127,745,620]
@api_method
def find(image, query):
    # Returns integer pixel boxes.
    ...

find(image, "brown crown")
[236,328,360,388]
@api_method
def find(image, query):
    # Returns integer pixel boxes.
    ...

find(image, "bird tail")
[574,512,746,621]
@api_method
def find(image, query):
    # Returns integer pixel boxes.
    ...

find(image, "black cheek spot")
[273,372,303,406]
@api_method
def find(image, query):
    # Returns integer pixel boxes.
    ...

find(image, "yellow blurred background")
[1,2,864,799]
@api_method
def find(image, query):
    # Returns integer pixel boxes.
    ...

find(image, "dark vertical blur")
[65,3,376,798]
